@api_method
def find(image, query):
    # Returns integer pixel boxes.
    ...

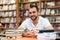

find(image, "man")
[18,4,54,38]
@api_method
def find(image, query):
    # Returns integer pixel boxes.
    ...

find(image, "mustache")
[30,15,36,17]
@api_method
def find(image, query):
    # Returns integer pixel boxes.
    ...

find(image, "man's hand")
[22,30,37,38]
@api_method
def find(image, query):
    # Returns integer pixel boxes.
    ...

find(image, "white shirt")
[19,16,52,31]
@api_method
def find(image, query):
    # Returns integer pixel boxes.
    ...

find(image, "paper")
[37,32,56,40]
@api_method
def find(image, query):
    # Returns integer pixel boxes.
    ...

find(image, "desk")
[4,37,55,40]
[16,37,37,40]
[4,37,37,40]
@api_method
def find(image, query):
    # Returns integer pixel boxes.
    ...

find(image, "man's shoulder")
[39,16,49,21]
[23,18,31,22]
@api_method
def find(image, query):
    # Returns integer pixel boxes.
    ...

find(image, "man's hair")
[30,4,39,11]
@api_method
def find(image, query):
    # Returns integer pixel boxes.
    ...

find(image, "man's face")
[29,7,38,21]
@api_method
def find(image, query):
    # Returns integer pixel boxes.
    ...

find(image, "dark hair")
[30,4,39,11]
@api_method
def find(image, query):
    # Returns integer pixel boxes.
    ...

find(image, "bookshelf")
[40,0,60,39]
[0,0,17,29]
[40,0,60,30]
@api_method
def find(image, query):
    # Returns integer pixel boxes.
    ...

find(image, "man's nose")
[31,13,34,15]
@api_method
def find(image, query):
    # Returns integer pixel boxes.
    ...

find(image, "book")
[10,18,16,23]
[20,0,24,2]
[0,0,2,4]
[23,3,30,10]
[41,3,43,8]
[46,2,55,7]
[9,24,14,29]
[13,11,16,16]
[56,16,60,22]
[3,0,9,4]
[9,12,13,17]
[29,0,38,2]
[56,1,60,6]
[5,24,9,29]
[0,6,3,10]
[1,12,5,17]
[41,9,46,15]
[2,0,15,4]
[4,18,10,23]
[43,2,47,8]
[25,10,29,16]
[9,5,16,10]
[1,18,4,23]
[20,4,23,9]
[10,0,15,3]
[57,9,60,14]
[50,9,55,15]
[0,12,2,17]
[12,4,16,10]
[5,12,9,17]
[46,9,50,15]
[20,10,26,17]
[2,5,8,10]
[9,5,12,10]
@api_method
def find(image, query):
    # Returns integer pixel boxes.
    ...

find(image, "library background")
[0,0,60,40]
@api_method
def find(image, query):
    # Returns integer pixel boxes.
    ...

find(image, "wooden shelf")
[41,0,51,2]
[0,10,16,12]
[47,6,60,9]
[0,3,16,5]
[20,8,28,11]
[41,14,60,16]
[41,0,60,2]
[20,1,39,4]
[42,6,60,9]
[0,16,16,18]
[51,22,60,24]
[1,22,16,24]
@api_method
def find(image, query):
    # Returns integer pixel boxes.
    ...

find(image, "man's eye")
[33,11,36,13]
[29,11,36,14]
[29,12,31,14]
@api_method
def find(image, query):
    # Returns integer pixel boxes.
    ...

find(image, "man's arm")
[18,26,37,38]
[22,30,37,38]
[45,25,54,30]
[44,18,54,30]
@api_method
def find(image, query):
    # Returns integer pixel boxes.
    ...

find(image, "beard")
[30,16,38,21]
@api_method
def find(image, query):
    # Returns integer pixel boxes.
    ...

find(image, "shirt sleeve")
[18,20,27,30]
[44,18,52,28]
